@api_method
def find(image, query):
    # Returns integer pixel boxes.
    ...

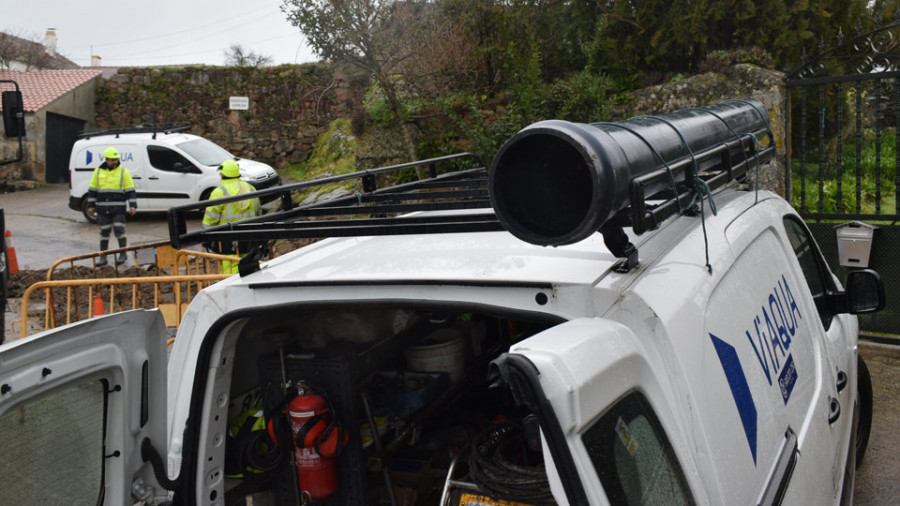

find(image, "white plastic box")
[835,221,877,267]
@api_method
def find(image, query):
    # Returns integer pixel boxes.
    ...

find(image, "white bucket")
[404,328,467,383]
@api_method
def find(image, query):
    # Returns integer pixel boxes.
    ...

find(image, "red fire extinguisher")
[285,383,348,499]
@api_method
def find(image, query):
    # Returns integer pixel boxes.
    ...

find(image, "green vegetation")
[791,130,899,217]
[279,0,888,165]
[279,118,357,205]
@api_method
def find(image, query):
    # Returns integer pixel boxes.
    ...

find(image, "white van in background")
[67,126,281,223]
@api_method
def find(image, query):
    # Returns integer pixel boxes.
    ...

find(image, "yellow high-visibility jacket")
[202,179,259,228]
[86,163,137,215]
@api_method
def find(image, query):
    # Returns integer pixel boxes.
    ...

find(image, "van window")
[147,145,198,173]
[0,380,107,504]
[782,217,837,329]
[582,390,694,505]
[177,138,235,166]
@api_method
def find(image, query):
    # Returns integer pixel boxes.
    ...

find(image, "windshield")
[176,138,235,166]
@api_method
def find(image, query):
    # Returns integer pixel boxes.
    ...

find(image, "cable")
[590,121,684,214]
[467,421,552,502]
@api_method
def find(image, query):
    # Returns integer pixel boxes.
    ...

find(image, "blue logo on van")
[86,150,133,165]
[710,333,758,464]
[744,274,802,402]
[778,355,798,404]
[710,274,805,465]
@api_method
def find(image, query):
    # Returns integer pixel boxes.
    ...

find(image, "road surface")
[2,183,198,270]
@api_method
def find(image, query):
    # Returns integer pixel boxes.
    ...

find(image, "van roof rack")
[78,124,191,140]
[166,141,771,248]
[167,152,503,251]
[166,100,776,276]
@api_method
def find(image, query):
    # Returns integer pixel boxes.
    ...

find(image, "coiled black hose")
[467,421,553,502]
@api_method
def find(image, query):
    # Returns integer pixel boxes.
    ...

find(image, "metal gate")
[785,23,900,338]
[45,113,84,184]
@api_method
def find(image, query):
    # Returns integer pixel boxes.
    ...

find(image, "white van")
[67,126,281,223]
[2,101,883,505]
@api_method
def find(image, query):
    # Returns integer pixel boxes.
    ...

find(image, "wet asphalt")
[1,183,194,270]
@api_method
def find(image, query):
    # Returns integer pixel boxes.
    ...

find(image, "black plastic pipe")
[489,99,771,246]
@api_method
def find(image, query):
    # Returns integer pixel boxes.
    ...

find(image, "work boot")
[97,239,109,267]
[116,238,128,265]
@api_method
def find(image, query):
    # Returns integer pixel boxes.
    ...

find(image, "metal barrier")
[45,240,172,279]
[43,241,174,328]
[171,248,241,304]
[18,274,229,339]
[17,242,267,339]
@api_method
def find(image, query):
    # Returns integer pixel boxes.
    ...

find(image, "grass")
[791,129,900,219]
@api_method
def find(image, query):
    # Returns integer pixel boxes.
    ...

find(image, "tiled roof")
[0,69,102,112]
[0,32,79,70]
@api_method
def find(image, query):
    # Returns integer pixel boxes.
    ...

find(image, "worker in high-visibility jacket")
[202,159,260,274]
[87,147,137,266]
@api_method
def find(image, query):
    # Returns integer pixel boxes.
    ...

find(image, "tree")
[281,0,432,167]
[0,31,56,70]
[589,0,876,79]
[224,45,273,67]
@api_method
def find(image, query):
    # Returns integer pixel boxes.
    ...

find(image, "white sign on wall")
[229,96,250,110]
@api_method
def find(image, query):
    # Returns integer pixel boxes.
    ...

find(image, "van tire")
[81,198,98,224]
[856,354,873,467]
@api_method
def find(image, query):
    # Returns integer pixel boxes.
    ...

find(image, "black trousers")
[97,210,126,240]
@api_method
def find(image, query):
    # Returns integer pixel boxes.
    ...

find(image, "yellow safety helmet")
[219,159,241,178]
[103,147,120,159]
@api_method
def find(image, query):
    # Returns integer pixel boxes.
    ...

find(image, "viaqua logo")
[86,150,133,165]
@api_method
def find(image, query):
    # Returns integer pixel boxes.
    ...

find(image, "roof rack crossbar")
[168,153,492,249]
[183,213,503,243]
[630,130,775,234]
[78,124,191,139]
[268,199,494,222]
[345,188,488,203]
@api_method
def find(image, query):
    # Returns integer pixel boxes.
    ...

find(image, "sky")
[1,0,318,67]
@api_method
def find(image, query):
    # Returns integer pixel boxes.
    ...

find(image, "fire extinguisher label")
[295,447,327,470]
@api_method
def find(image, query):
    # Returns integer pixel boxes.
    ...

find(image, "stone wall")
[94,63,358,169]
[67,63,786,195]
[611,64,786,195]
[358,64,787,195]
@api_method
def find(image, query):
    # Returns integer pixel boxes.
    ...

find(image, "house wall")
[0,77,98,184]
[0,114,39,183]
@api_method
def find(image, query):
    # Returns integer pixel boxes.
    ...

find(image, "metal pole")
[1,209,6,344]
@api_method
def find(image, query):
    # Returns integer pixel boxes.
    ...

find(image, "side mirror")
[173,162,185,172]
[845,269,885,314]
[2,90,25,138]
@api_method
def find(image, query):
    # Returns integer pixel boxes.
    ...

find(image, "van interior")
[214,302,563,506]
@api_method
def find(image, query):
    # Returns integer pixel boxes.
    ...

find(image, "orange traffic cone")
[5,229,18,275]
[93,295,105,316]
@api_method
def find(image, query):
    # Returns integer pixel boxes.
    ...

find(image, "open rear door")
[492,318,697,505]
[0,310,168,505]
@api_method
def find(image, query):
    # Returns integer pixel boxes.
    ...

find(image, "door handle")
[148,177,159,180]
[836,370,847,392]
[828,397,841,424]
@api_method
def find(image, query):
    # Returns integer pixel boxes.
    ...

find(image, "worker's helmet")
[219,159,241,178]
[103,147,120,159]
